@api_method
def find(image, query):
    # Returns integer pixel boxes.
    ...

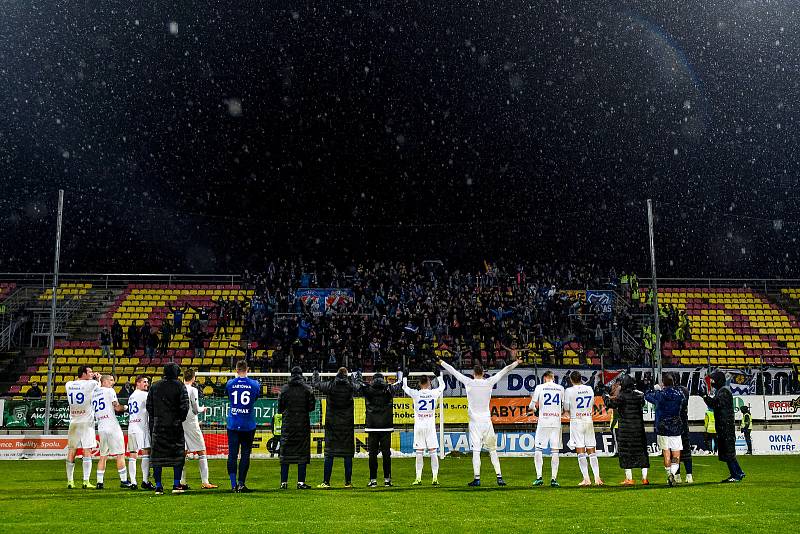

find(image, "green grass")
[0,456,798,533]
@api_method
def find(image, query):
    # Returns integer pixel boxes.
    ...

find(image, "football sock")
[534,450,544,479]
[128,458,137,484]
[625,469,633,480]
[141,456,150,483]
[82,457,92,482]
[415,451,424,479]
[153,466,163,488]
[665,466,672,476]
[589,453,600,480]
[577,453,589,480]
[642,468,649,480]
[97,470,105,484]
[489,450,502,477]
[118,467,128,482]
[199,455,210,484]
[551,452,560,480]
[430,453,440,479]
[670,462,680,475]
[471,450,481,478]
[66,461,75,483]
[173,465,183,487]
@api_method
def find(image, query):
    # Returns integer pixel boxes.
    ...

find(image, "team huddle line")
[62,356,746,493]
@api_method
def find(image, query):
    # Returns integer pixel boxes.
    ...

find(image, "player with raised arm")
[92,375,131,489]
[65,366,101,489]
[126,375,152,490]
[402,372,446,486]
[531,370,565,487]
[226,360,261,492]
[180,369,218,489]
[564,371,603,486]
[438,354,522,487]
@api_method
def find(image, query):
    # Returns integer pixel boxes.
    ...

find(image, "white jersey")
[92,387,121,432]
[440,360,519,424]
[531,381,565,428]
[66,379,100,424]
[127,390,149,435]
[183,384,202,428]
[402,378,445,425]
[565,384,595,421]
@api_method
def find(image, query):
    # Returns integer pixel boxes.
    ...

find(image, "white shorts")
[469,421,497,452]
[127,431,151,453]
[99,428,125,457]
[568,419,596,449]
[535,426,562,450]
[183,423,206,452]
[67,422,97,450]
[413,424,439,450]
[658,435,684,451]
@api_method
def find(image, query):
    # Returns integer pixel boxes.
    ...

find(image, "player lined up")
[63,361,743,493]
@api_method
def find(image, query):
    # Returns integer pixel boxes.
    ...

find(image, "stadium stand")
[0,283,16,301]
[38,282,92,301]
[11,284,253,397]
[654,288,800,366]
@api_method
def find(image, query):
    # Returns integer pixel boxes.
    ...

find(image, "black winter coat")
[278,375,316,465]
[146,364,189,468]
[316,376,355,458]
[604,389,650,469]
[704,385,737,462]
[677,385,693,461]
[360,380,401,432]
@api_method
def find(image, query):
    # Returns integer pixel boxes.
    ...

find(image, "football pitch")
[1,456,798,533]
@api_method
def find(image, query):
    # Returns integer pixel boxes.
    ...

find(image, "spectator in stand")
[146,328,159,358]
[119,380,135,400]
[25,382,43,399]
[192,330,208,359]
[127,322,140,356]
[111,320,124,352]
[140,321,152,350]
[159,320,173,356]
[169,303,189,333]
[99,328,112,359]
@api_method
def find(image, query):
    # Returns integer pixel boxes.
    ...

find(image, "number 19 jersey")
[531,382,565,428]
[66,379,100,424]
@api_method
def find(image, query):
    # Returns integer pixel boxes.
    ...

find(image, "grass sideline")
[0,456,798,533]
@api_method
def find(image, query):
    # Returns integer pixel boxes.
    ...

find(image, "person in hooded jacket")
[278,366,316,490]
[356,371,403,487]
[703,371,745,482]
[644,374,685,486]
[146,362,189,495]
[603,375,650,485]
[313,367,356,488]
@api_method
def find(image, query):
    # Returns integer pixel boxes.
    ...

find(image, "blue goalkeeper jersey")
[226,376,261,431]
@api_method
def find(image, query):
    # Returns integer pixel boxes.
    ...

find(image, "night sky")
[1,1,798,276]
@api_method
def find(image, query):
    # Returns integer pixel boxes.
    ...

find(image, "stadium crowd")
[238,260,645,372]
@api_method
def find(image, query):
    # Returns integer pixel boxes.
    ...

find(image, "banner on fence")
[441,367,793,396]
[0,436,69,460]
